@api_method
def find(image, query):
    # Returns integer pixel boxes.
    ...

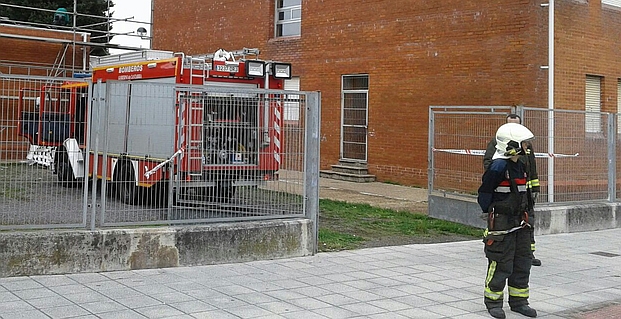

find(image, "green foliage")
[0,0,115,55]
[318,229,364,252]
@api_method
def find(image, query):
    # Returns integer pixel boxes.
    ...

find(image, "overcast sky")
[109,0,152,53]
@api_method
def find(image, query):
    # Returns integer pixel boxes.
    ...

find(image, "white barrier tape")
[432,148,579,158]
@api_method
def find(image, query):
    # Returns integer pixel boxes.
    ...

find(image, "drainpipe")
[548,0,555,203]
[541,0,555,203]
[150,0,154,49]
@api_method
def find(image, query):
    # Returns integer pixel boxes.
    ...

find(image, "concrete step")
[331,164,369,175]
[319,169,376,183]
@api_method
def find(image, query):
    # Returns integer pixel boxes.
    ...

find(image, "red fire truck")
[18,48,292,204]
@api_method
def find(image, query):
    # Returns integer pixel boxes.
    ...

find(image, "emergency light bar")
[245,60,265,77]
[272,63,292,79]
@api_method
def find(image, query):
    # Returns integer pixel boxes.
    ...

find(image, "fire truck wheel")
[148,182,168,207]
[115,163,140,205]
[213,183,236,203]
[56,151,79,187]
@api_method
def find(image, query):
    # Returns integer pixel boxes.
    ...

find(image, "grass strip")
[319,199,483,252]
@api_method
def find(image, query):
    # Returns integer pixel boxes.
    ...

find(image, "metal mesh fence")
[429,106,619,205]
[0,76,319,230]
[429,106,513,195]
[1,75,89,229]
[522,108,612,202]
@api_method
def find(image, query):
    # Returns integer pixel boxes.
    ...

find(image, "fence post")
[305,92,320,254]
[608,114,616,202]
[88,79,105,230]
[82,80,95,229]
[427,107,435,194]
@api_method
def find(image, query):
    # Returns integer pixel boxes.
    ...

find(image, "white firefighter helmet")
[493,123,534,159]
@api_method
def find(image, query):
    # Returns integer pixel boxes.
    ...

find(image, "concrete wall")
[429,194,621,235]
[0,219,313,278]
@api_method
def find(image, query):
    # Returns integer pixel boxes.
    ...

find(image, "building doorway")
[341,75,368,162]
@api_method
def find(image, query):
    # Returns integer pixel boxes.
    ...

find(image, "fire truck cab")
[18,48,292,205]
[18,81,89,167]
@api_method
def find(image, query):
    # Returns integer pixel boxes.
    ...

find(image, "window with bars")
[341,75,369,161]
[275,0,301,37]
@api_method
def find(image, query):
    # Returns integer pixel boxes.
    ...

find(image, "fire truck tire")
[56,150,79,187]
[212,183,236,203]
[148,182,169,207]
[115,163,140,205]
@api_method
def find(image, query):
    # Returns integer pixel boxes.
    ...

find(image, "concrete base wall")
[0,219,314,278]
[429,194,621,235]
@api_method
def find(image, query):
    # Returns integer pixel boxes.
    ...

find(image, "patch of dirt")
[319,188,429,215]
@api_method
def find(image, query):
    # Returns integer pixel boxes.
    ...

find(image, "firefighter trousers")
[529,213,536,255]
[484,227,532,309]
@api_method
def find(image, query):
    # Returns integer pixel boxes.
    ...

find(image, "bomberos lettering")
[119,65,143,73]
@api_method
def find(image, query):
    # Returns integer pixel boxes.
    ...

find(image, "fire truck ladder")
[196,48,260,61]
[187,56,208,84]
[182,56,208,176]
[186,95,205,178]
[49,43,70,78]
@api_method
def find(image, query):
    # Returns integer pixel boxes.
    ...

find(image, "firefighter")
[478,123,538,319]
[483,114,541,267]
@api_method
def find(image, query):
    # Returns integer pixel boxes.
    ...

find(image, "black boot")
[511,305,537,317]
[532,254,542,266]
[488,307,506,319]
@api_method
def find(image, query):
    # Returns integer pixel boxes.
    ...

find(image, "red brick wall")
[0,25,87,75]
[152,0,620,187]
[555,0,621,114]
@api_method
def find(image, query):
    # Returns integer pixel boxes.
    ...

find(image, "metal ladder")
[49,43,69,78]
[181,56,208,175]
[185,94,205,177]
[187,56,208,84]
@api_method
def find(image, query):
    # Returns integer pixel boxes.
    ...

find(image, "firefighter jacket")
[478,158,532,219]
[483,139,540,194]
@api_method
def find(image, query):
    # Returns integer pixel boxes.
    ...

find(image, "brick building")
[0,24,88,75]
[151,0,621,187]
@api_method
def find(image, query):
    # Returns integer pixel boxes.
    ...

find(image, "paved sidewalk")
[1,228,620,319]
